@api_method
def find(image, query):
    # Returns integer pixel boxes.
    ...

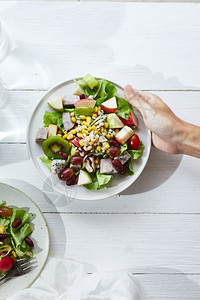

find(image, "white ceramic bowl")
[27,78,151,200]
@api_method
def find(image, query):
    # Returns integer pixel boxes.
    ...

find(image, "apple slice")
[74,98,96,108]
[107,113,124,129]
[48,97,63,112]
[71,137,81,147]
[115,126,134,145]
[73,85,84,96]
[120,111,138,127]
[101,97,117,113]
[77,170,92,185]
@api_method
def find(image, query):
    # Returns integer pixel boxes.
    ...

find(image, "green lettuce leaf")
[84,173,99,190]
[10,208,33,258]
[125,159,134,176]
[40,156,52,172]
[83,73,98,90]
[96,170,113,189]
[43,110,63,130]
[84,171,113,190]
[65,108,74,113]
[96,80,117,106]
[116,97,133,120]
[75,107,94,118]
[128,142,144,160]
[120,143,128,155]
[0,201,4,207]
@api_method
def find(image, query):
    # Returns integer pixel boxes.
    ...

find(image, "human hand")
[124,85,185,154]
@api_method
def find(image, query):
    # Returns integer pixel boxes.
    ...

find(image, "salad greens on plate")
[35,74,144,190]
[0,201,34,276]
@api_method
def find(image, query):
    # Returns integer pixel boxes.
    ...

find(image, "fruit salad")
[0,201,34,277]
[36,74,144,190]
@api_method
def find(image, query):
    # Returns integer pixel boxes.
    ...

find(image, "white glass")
[0,78,8,107]
[0,21,10,63]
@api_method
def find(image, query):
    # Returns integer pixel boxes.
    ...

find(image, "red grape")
[108,147,120,158]
[109,139,119,147]
[59,168,74,181]
[121,161,129,175]
[112,159,123,172]
[66,175,77,186]
[129,134,140,150]
[70,155,83,165]
[0,206,13,217]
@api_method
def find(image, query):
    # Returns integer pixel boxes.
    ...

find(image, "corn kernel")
[87,146,92,151]
[63,134,68,139]
[70,112,75,117]
[67,134,74,140]
[12,251,17,258]
[106,134,111,139]
[0,226,5,234]
[104,122,109,129]
[102,142,110,149]
[79,140,85,146]
[94,106,98,113]
[81,121,87,126]
[70,129,77,134]
[96,145,101,151]
[89,141,94,146]
[77,132,82,138]
[88,126,92,132]
[115,129,120,133]
[69,142,72,147]
[91,125,97,131]
[71,117,76,123]
[82,129,88,135]
[92,113,97,118]
[100,127,105,133]
[98,106,101,111]
[95,159,99,164]
[80,115,86,120]
[86,116,91,124]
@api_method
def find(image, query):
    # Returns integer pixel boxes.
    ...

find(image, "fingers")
[124,85,152,118]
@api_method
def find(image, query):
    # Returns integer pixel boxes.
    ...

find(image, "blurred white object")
[0,78,8,107]
[7,257,142,300]
[0,21,10,63]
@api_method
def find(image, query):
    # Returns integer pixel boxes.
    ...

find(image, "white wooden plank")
[134,274,200,299]
[44,213,200,274]
[0,90,199,143]
[0,3,200,90]
[0,144,200,213]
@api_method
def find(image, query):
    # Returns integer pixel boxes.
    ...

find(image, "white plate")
[27,78,151,200]
[0,183,50,299]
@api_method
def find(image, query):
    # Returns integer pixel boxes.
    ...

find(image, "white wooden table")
[0,2,200,299]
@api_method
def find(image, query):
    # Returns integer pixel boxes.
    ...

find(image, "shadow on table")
[121,148,183,196]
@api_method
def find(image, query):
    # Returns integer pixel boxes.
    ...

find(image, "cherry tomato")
[0,255,15,272]
[129,134,140,150]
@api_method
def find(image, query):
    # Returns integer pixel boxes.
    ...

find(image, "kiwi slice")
[42,136,70,159]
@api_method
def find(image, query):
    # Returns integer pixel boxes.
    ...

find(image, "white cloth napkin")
[8,257,142,300]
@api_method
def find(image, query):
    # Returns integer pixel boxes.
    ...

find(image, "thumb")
[124,85,152,118]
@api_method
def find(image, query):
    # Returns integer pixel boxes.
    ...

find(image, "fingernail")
[125,85,133,95]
